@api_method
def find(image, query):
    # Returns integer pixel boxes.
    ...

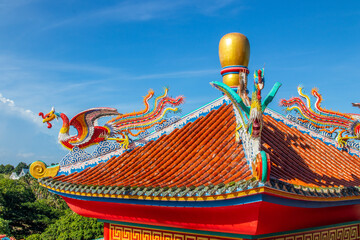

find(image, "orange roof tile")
[263,115,360,188]
[52,104,251,188]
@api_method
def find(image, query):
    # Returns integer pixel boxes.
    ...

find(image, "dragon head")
[39,107,59,128]
[246,69,265,138]
[254,68,265,100]
[248,91,263,138]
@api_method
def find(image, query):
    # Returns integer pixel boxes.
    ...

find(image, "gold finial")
[219,33,250,87]
[30,161,60,179]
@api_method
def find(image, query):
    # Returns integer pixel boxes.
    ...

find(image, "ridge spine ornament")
[211,69,281,183]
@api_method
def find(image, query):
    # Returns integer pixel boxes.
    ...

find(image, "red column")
[104,222,110,240]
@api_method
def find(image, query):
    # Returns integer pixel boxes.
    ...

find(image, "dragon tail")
[106,90,185,138]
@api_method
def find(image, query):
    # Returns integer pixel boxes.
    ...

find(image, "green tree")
[0,218,11,236]
[27,209,103,240]
[22,175,68,210]
[2,164,14,174]
[26,233,41,240]
[0,178,63,239]
[14,162,28,175]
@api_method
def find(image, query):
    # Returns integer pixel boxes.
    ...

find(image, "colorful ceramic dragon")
[280,87,360,148]
[211,69,281,139]
[40,88,184,150]
[211,69,281,183]
[0,235,15,240]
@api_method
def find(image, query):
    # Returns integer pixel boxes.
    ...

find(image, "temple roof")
[51,104,251,188]
[39,99,360,201]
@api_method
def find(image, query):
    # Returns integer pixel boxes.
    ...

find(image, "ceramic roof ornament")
[218,33,251,106]
[281,87,360,149]
[38,88,184,151]
[211,33,281,183]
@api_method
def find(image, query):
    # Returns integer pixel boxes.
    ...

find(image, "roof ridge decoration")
[31,88,184,178]
[280,86,360,151]
[54,96,228,176]
[263,108,360,157]
[211,73,281,183]
[59,141,122,166]
[211,33,281,183]
[38,88,184,153]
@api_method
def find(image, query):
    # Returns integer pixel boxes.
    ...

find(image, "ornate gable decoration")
[281,86,360,150]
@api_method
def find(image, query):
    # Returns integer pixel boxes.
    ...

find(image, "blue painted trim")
[50,189,360,209]
[222,65,248,69]
[263,194,360,208]
[221,71,240,76]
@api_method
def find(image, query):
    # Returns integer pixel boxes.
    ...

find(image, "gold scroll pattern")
[109,224,232,240]
[264,223,360,240]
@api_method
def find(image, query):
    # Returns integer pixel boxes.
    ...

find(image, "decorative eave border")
[39,177,260,203]
[39,176,360,208]
[41,179,360,208]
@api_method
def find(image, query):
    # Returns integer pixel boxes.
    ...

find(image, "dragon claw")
[337,137,347,148]
[105,135,130,149]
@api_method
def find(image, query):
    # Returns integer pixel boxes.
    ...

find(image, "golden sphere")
[219,32,250,67]
[219,33,250,87]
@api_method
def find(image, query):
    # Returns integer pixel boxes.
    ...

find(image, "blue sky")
[0,0,359,165]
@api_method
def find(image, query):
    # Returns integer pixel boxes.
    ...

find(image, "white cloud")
[131,69,217,80]
[0,92,40,126]
[17,152,35,158]
[44,0,237,30]
[0,93,14,106]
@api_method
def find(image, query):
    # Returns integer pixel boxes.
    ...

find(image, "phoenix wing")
[69,107,120,146]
